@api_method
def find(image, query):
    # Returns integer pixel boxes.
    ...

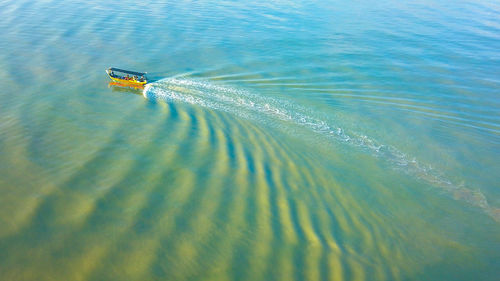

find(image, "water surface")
[0,0,499,280]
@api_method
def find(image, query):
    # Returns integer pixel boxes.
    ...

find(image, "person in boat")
[125,75,130,80]
[133,75,138,81]
[140,75,145,82]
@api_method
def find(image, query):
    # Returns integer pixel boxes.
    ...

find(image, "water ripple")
[144,78,499,222]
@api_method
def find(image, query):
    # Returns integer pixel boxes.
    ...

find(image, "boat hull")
[109,76,147,86]
[108,81,144,90]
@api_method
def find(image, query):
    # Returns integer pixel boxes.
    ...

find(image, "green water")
[1,0,499,280]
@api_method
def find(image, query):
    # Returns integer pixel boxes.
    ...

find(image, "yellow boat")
[106,67,148,87]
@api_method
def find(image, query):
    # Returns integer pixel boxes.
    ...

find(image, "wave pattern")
[144,78,499,222]
[0,77,498,280]
[1,0,499,280]
[0,102,393,280]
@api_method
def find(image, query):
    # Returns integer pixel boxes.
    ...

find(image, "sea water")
[0,0,499,280]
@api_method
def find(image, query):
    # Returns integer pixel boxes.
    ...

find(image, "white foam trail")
[144,78,499,222]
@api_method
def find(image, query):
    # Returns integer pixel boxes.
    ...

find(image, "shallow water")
[0,0,499,280]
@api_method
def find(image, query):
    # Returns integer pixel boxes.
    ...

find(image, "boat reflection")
[108,81,144,95]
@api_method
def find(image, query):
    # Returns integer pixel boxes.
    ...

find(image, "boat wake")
[144,78,499,222]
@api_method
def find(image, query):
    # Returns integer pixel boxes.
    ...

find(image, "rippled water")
[1,0,499,280]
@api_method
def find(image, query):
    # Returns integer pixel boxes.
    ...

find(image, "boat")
[106,67,148,87]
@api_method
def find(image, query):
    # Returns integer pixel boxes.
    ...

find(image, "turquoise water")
[1,0,499,280]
